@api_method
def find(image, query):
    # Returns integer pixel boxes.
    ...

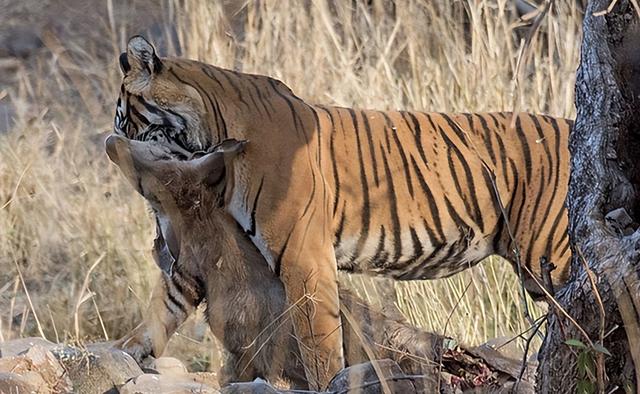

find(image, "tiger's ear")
[119,52,131,74]
[123,36,163,91]
[192,139,247,186]
[127,35,162,74]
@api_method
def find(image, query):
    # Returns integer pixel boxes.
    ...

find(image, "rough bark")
[537,0,640,392]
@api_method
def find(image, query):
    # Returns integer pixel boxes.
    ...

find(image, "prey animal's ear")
[105,134,131,167]
[105,134,165,188]
[123,36,162,93]
[193,139,247,186]
[105,133,144,192]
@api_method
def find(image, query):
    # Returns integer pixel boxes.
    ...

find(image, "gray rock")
[0,372,40,394]
[220,379,280,394]
[0,336,56,357]
[148,356,189,376]
[121,373,220,394]
[0,344,72,393]
[326,359,417,394]
[53,345,143,394]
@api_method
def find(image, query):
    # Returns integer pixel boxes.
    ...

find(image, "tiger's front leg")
[275,217,344,390]
[114,272,197,364]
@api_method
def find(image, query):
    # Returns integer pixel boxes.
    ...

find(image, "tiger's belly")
[334,229,494,280]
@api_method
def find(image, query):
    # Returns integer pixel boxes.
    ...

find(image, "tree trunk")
[537,0,640,393]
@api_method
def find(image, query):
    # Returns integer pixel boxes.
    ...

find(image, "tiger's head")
[114,36,211,153]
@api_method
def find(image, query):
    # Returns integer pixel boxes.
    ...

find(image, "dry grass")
[0,0,581,371]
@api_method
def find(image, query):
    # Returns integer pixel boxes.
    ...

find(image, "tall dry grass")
[0,0,581,370]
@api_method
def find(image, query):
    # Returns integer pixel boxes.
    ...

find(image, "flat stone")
[220,378,280,394]
[120,373,220,394]
[327,359,417,394]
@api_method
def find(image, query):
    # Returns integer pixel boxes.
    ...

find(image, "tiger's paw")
[113,332,154,366]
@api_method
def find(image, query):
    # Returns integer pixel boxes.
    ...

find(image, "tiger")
[113,35,572,389]
[105,134,443,389]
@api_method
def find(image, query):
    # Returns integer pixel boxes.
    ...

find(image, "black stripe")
[247,177,265,237]
[443,197,474,241]
[403,112,429,167]
[169,69,228,140]
[274,232,293,277]
[530,115,553,184]
[244,78,267,116]
[218,69,250,108]
[370,226,389,268]
[557,237,570,260]
[509,157,529,250]
[129,103,151,129]
[361,111,380,186]
[525,165,547,265]
[543,116,566,258]
[267,79,318,223]
[380,144,402,263]
[382,112,414,199]
[200,66,226,91]
[477,114,498,165]
[166,290,187,314]
[410,156,445,242]
[438,113,467,145]
[323,107,341,216]
[247,78,274,117]
[398,240,447,280]
[347,108,371,263]
[172,268,203,304]
[548,208,567,256]
[335,201,348,245]
[440,130,484,231]
[515,115,533,184]
[409,226,423,261]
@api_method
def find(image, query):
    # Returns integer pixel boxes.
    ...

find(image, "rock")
[499,380,536,394]
[220,378,280,394]
[0,337,56,357]
[0,344,72,393]
[326,359,418,394]
[0,372,41,394]
[149,356,188,376]
[120,374,220,394]
[190,372,220,389]
[53,345,143,394]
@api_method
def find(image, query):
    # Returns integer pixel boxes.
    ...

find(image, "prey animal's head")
[105,134,246,273]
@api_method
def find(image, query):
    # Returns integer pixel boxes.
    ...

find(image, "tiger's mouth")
[137,124,204,160]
